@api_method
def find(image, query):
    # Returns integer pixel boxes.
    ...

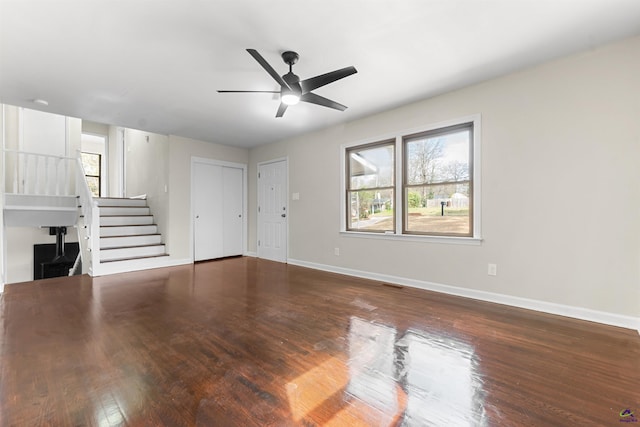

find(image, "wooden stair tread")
[100,214,153,217]
[99,205,149,208]
[94,197,147,200]
[101,243,165,250]
[100,224,158,227]
[100,233,162,239]
[100,254,169,263]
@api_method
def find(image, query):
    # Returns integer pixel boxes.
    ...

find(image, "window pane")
[348,189,394,232]
[86,176,100,197]
[349,143,394,190]
[81,152,100,176]
[405,183,470,235]
[406,129,470,185]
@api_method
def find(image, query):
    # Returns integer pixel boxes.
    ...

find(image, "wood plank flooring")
[0,257,638,426]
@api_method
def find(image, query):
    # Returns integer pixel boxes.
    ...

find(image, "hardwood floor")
[1,257,638,426]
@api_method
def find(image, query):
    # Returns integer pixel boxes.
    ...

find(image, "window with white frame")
[342,116,480,241]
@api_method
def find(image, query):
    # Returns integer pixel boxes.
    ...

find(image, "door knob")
[281,214,286,218]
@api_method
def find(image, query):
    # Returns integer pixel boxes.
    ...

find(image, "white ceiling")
[1,0,640,148]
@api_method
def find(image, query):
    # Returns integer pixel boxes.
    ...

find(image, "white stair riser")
[100,207,150,216]
[100,225,158,236]
[100,216,154,226]
[101,235,162,249]
[101,245,166,261]
[96,198,147,207]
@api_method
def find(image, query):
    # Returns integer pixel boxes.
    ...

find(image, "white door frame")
[190,156,247,262]
[257,157,288,262]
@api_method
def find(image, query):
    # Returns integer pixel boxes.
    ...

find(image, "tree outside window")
[343,119,477,239]
[404,123,472,236]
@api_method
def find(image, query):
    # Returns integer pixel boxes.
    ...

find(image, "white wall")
[107,125,123,197]
[248,35,640,321]
[1,105,82,283]
[124,128,169,247]
[167,135,248,261]
[82,120,109,136]
[0,107,4,290]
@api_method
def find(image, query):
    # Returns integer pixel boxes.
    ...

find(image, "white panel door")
[193,162,223,261]
[257,160,287,262]
[222,166,243,257]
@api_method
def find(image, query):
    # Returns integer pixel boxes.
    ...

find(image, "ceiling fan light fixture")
[218,49,357,117]
[281,93,300,105]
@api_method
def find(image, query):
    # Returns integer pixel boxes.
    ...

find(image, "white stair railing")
[75,156,100,276]
[3,149,75,196]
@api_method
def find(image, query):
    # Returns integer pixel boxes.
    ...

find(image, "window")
[346,140,395,232]
[404,123,473,236]
[81,152,101,197]
[342,116,480,242]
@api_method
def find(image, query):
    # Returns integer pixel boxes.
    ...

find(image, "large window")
[342,117,480,241]
[404,123,473,236]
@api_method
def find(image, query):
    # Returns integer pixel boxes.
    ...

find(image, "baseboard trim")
[244,251,257,257]
[287,258,640,332]
[0,282,4,294]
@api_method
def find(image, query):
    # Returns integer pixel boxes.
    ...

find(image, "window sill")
[339,230,482,245]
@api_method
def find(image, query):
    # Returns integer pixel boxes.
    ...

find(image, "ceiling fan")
[218,49,357,118]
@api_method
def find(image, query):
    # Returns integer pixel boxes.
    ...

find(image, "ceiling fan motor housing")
[283,73,301,94]
[281,51,299,66]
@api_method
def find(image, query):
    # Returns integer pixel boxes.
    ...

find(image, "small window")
[346,140,395,232]
[81,152,101,197]
[403,123,473,237]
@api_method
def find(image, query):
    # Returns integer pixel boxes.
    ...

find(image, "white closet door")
[222,166,243,257]
[193,162,223,261]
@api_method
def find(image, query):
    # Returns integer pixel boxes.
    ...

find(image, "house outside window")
[346,140,395,232]
[403,122,473,237]
[342,115,481,243]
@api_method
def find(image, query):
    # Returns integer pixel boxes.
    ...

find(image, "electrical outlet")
[488,263,497,276]
[334,248,340,256]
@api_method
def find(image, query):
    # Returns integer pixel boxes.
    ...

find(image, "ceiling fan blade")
[247,49,290,90]
[276,103,288,118]
[217,90,280,93]
[299,66,357,93]
[300,92,347,111]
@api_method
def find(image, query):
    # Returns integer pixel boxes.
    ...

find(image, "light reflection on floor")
[287,316,485,425]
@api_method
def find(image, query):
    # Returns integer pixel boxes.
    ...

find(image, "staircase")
[96,198,167,263]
